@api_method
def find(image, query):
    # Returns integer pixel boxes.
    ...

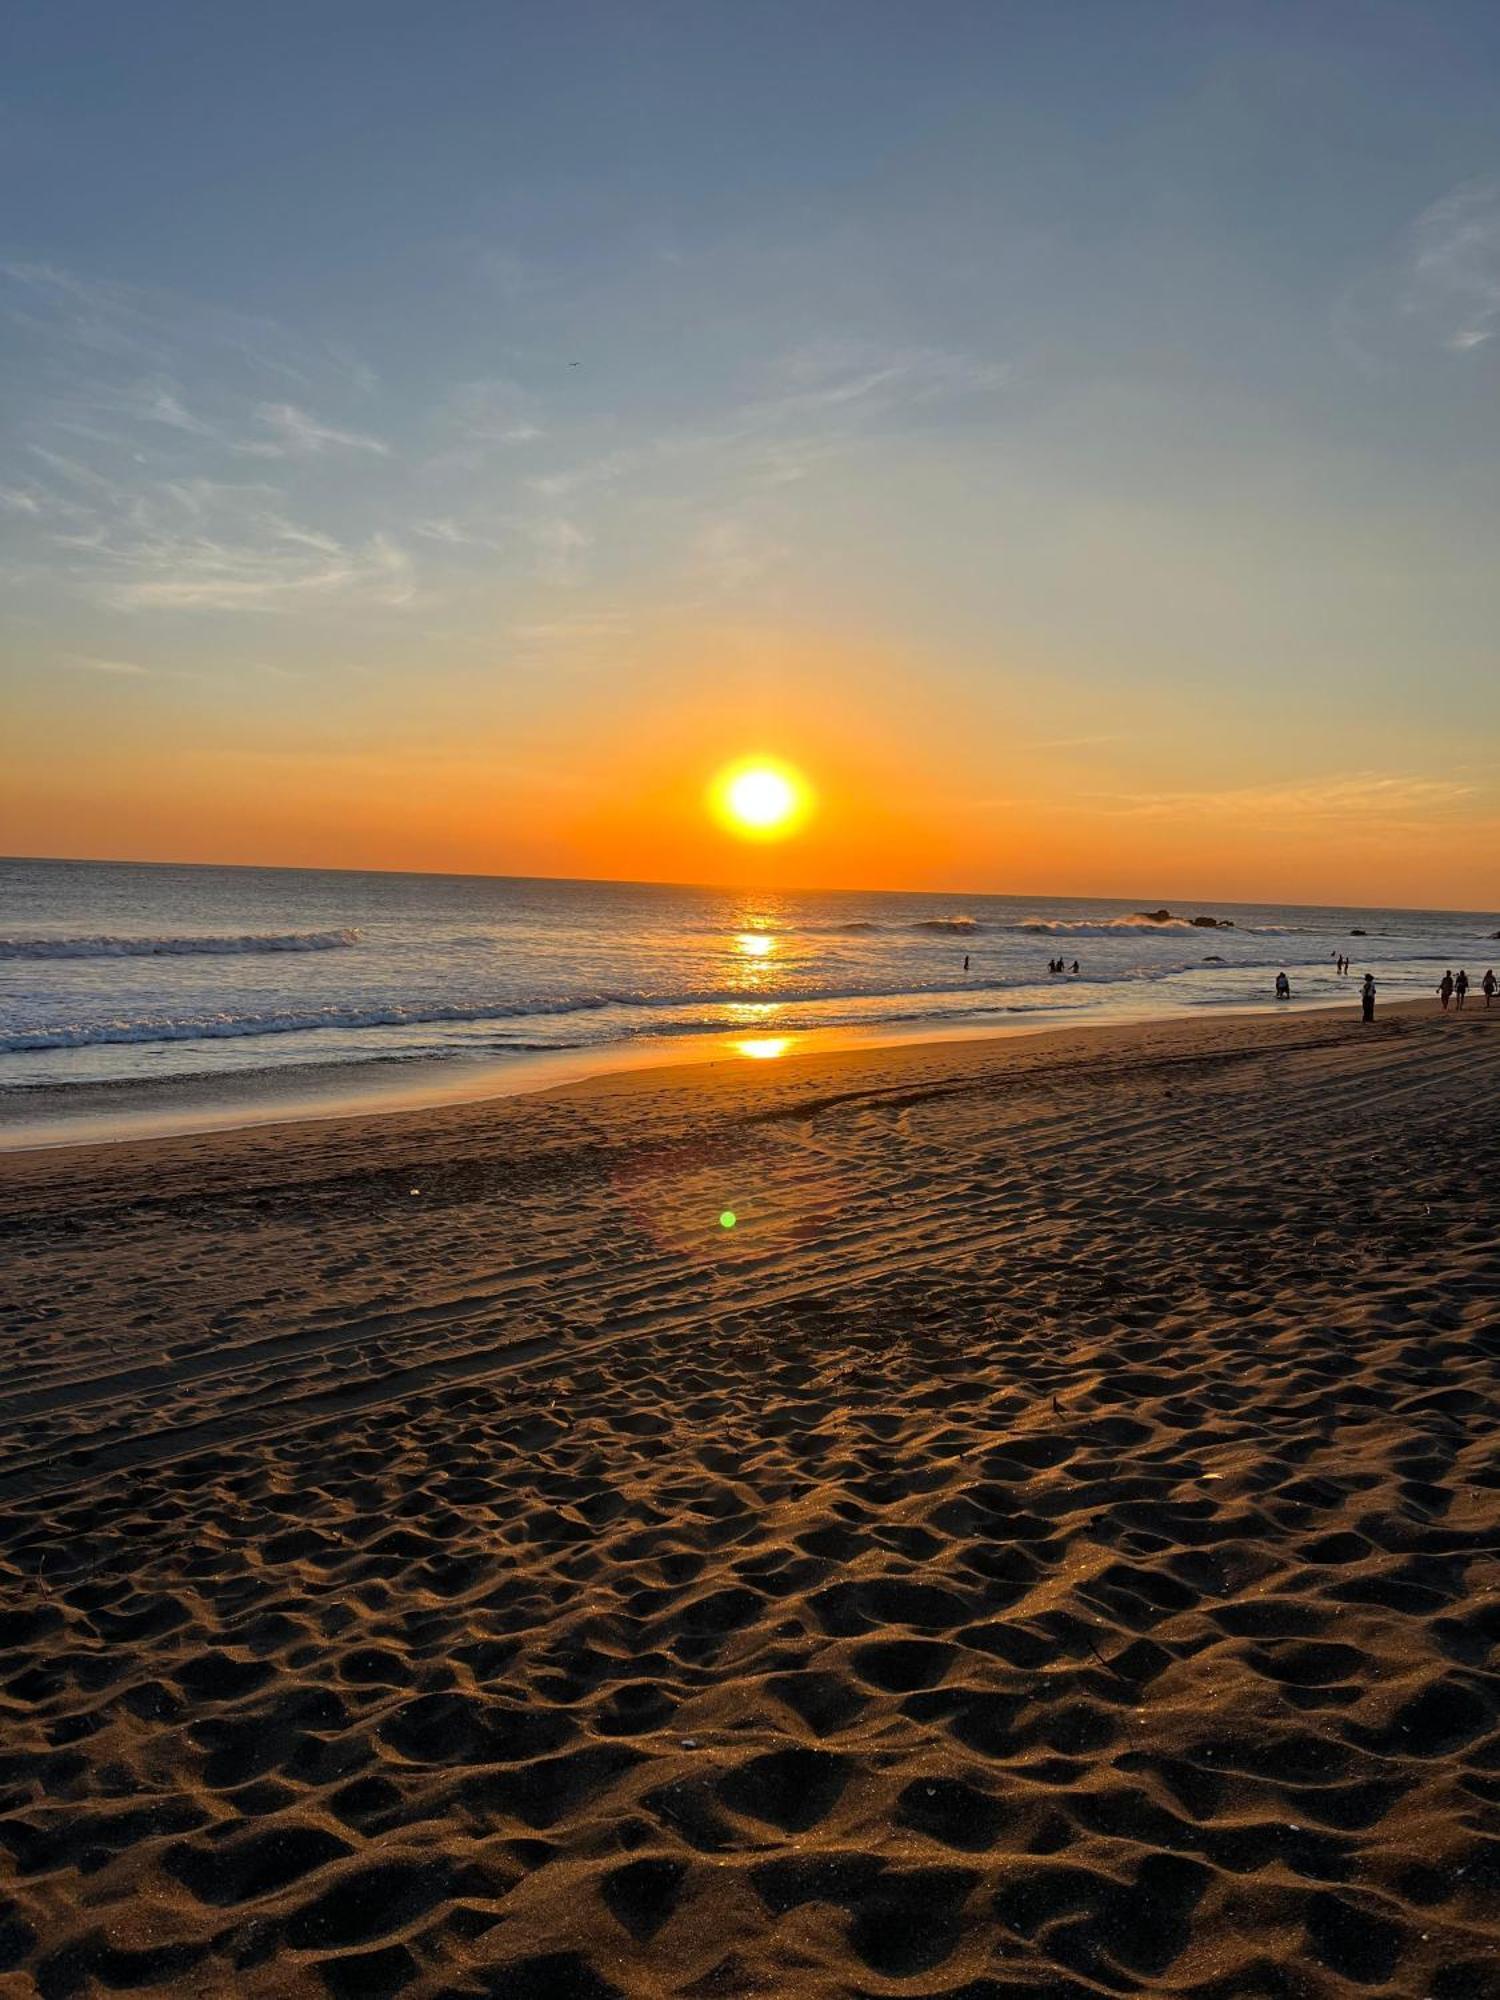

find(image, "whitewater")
[2,857,1497,1105]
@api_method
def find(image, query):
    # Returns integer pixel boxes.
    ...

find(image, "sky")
[3,0,1499,906]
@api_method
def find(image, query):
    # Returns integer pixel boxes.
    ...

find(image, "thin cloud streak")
[104,531,415,612]
[241,402,390,458]
[1085,773,1474,825]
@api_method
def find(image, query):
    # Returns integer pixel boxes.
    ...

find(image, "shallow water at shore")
[4,857,1496,1141]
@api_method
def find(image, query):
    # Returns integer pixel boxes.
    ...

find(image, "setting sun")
[709,759,813,842]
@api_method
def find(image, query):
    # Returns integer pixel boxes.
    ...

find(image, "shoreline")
[0,988,1437,1154]
[0,995,1474,1199]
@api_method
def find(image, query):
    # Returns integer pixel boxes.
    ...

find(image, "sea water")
[2,856,1496,1111]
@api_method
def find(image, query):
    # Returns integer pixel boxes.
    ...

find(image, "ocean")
[2,857,1496,1129]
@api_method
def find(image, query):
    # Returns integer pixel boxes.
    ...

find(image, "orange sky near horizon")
[5,617,1498,910]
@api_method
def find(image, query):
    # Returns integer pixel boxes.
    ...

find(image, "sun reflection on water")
[733,1036,792,1060]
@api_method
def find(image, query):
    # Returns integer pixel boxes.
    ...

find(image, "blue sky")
[3,2,1499,898]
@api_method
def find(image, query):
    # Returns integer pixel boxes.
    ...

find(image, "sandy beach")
[2,1001,1498,2000]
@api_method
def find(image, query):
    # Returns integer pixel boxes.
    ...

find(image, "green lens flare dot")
[719,1210,737,1230]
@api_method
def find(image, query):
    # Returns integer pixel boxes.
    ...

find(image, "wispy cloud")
[3,253,1006,628]
[1085,772,1473,826]
[413,516,510,554]
[691,516,787,591]
[444,378,543,444]
[242,402,389,457]
[512,612,630,642]
[106,529,415,612]
[129,380,223,439]
[0,259,376,393]
[65,655,152,676]
[528,517,589,584]
[758,338,1007,420]
[1408,179,1500,351]
[1336,179,1500,369]
[2,261,412,617]
[477,334,1007,595]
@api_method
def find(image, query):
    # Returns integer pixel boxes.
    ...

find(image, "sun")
[709,758,813,842]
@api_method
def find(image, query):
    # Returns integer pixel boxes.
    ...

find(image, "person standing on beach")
[1455,969,1469,1010]
[1362,973,1376,1023]
[1484,969,1497,1008]
[1275,972,1291,1000]
[1438,970,1455,1011]
[963,953,970,972]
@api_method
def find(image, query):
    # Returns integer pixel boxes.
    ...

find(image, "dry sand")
[1,1002,1498,2000]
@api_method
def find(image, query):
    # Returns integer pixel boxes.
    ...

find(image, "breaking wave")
[1017,916,1262,936]
[0,929,361,961]
[3,974,1026,1053]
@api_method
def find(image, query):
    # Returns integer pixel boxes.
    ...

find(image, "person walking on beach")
[1455,968,1469,1010]
[1361,973,1376,1023]
[1070,959,1080,975]
[1484,968,1497,1008]
[1438,970,1455,1011]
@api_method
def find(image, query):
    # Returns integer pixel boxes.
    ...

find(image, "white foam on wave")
[0,929,361,961]
[1,972,1074,1053]
[1018,916,1267,936]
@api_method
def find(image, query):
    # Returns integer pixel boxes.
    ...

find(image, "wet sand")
[2,1002,1498,1999]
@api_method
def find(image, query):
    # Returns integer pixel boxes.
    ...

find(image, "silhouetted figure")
[1455,969,1469,1010]
[963,953,970,972]
[1484,969,1497,1009]
[1361,973,1376,1023]
[1438,970,1455,1011]
[1070,959,1079,975]
[1275,972,1291,1000]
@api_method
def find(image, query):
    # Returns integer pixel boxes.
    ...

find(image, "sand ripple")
[1,1008,1498,1997]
